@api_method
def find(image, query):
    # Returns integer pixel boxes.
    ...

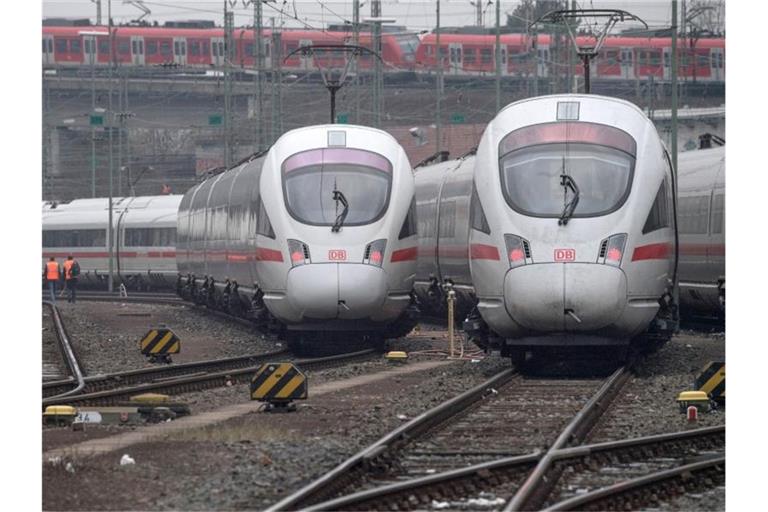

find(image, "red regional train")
[41,25,419,72]
[42,23,724,84]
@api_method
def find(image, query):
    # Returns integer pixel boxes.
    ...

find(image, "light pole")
[107,0,114,292]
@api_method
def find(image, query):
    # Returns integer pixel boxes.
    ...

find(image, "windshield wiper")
[331,188,349,232]
[558,174,580,226]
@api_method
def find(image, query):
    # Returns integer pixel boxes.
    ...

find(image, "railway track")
[42,348,377,408]
[269,360,724,512]
[268,365,633,511]
[42,290,183,306]
[42,301,86,400]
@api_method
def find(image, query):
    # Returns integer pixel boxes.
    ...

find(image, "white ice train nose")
[503,264,627,331]
[286,264,388,320]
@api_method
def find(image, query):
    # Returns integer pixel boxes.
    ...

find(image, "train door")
[448,43,462,75]
[299,38,313,70]
[131,36,145,66]
[173,37,187,66]
[43,34,54,65]
[710,47,724,81]
[211,37,224,67]
[662,47,671,81]
[621,47,633,79]
[82,35,97,67]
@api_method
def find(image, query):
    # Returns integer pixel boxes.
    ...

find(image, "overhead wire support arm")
[529,9,647,94]
[283,44,382,124]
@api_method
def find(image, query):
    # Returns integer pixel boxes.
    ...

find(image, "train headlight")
[504,234,531,269]
[363,239,387,267]
[288,239,311,267]
[597,233,626,267]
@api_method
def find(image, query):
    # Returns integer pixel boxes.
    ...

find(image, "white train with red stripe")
[42,195,181,289]
[176,124,419,350]
[414,94,679,361]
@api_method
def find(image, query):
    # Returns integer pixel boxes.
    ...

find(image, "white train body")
[177,125,418,337]
[677,146,725,315]
[415,94,678,355]
[42,195,181,288]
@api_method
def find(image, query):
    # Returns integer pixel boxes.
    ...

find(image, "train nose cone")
[286,264,388,320]
[504,263,627,332]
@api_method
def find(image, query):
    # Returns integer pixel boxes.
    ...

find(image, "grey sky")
[41,1,691,32]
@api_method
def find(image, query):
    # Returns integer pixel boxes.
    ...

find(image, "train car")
[677,145,725,317]
[42,195,181,289]
[41,25,416,72]
[415,33,533,77]
[414,94,678,362]
[176,125,419,351]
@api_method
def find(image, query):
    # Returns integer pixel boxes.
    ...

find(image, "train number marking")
[554,248,576,262]
[328,249,347,261]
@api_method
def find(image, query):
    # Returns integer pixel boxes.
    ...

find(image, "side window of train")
[711,193,724,234]
[256,198,276,239]
[469,186,491,235]
[642,180,670,234]
[398,197,418,240]
[678,195,710,235]
[438,201,456,238]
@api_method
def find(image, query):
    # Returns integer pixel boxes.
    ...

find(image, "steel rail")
[41,349,375,408]
[267,368,517,511]
[305,452,541,512]
[43,349,291,398]
[543,455,725,511]
[304,425,723,510]
[504,364,632,511]
[43,301,86,400]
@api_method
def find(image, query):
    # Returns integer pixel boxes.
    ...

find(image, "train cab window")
[642,181,671,234]
[470,186,491,235]
[160,41,171,57]
[256,200,275,239]
[398,197,418,239]
[498,122,636,218]
[282,148,392,227]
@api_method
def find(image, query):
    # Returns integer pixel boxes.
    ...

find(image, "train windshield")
[498,123,636,218]
[282,148,392,227]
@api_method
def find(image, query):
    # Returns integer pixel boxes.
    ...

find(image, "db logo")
[328,249,347,261]
[554,248,576,262]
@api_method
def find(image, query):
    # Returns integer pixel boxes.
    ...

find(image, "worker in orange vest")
[43,256,61,303]
[63,255,80,304]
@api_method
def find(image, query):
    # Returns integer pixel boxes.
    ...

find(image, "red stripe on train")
[390,247,418,262]
[254,248,284,262]
[470,243,501,261]
[631,242,672,261]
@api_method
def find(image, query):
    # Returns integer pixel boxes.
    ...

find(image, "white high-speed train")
[42,195,181,289]
[414,94,681,361]
[176,125,419,350]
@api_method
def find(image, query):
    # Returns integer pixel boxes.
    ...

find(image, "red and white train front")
[468,95,677,357]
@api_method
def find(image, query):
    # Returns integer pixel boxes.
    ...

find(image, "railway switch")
[139,328,181,364]
[250,362,307,412]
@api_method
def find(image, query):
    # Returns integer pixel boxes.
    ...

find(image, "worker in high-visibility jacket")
[62,255,80,304]
[44,256,61,303]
